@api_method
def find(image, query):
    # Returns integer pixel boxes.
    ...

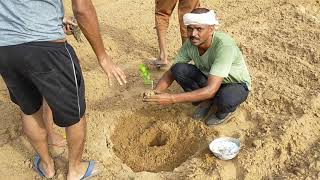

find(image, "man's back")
[0,0,65,46]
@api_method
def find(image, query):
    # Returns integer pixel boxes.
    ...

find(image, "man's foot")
[148,58,169,68]
[33,154,55,178]
[206,111,235,126]
[192,101,212,120]
[67,161,100,180]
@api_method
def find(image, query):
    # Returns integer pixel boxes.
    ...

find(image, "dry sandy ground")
[0,0,320,179]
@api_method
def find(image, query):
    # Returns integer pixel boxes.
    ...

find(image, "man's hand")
[142,90,155,99]
[63,16,77,35]
[143,92,175,105]
[99,54,127,86]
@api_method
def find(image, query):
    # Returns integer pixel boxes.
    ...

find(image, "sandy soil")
[0,0,320,179]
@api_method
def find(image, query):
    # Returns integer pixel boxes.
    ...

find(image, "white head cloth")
[183,10,219,26]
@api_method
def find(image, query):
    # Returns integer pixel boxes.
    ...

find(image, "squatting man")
[143,8,251,126]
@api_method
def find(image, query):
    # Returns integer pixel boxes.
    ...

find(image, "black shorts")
[0,42,85,127]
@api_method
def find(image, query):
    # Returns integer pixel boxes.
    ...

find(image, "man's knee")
[215,85,249,113]
[216,99,238,113]
[171,63,191,79]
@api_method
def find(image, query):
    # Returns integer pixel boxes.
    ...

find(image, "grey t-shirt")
[0,0,65,46]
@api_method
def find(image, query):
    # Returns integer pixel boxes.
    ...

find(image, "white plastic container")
[209,137,240,160]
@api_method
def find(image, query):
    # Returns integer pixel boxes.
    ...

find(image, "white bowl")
[209,137,240,160]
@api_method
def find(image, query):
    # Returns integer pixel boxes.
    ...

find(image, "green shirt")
[174,31,251,90]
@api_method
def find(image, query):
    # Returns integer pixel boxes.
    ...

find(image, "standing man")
[43,17,78,152]
[0,0,126,180]
[144,8,251,126]
[151,0,200,67]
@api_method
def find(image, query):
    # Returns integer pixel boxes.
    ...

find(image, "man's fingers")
[146,102,159,105]
[107,72,113,86]
[142,97,160,101]
[148,94,162,99]
[65,18,77,26]
[116,67,127,84]
[112,70,123,86]
[69,21,77,26]
[142,99,159,105]
[101,62,126,86]
[112,67,126,85]
[143,96,160,101]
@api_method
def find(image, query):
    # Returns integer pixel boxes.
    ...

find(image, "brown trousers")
[155,0,200,40]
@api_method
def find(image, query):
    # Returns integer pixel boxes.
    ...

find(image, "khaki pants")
[155,0,200,39]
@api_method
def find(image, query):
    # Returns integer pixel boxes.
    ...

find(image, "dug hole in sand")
[0,0,320,179]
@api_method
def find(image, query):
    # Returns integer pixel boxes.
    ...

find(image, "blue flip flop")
[33,154,45,177]
[80,160,95,180]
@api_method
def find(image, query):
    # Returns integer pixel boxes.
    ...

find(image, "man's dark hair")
[190,8,210,14]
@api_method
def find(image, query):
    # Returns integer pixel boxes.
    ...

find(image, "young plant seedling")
[139,64,155,98]
[139,64,153,86]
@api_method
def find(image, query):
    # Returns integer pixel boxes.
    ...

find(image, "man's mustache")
[190,36,199,40]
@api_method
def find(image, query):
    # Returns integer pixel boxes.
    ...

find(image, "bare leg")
[153,0,177,66]
[66,117,97,180]
[22,107,55,178]
[155,28,168,65]
[43,100,66,147]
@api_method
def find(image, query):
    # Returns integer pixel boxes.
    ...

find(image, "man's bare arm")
[71,0,126,85]
[154,70,175,92]
[71,0,105,59]
[144,75,223,105]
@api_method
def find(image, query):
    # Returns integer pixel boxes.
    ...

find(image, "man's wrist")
[153,87,161,94]
[98,53,111,64]
[170,94,176,104]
